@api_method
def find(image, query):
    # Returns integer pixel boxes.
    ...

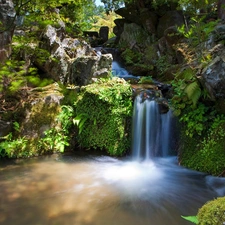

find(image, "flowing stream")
[0,95,225,225]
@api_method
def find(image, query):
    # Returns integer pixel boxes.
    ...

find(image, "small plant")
[155,55,171,76]
[39,105,74,153]
[73,113,89,134]
[0,134,29,158]
[180,103,209,137]
[138,76,153,84]
[40,128,69,153]
[177,18,218,47]
[121,49,142,65]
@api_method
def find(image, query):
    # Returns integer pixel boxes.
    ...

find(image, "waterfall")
[132,94,173,160]
[112,61,140,80]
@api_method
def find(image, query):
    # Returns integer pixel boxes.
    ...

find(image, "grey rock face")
[36,25,112,85]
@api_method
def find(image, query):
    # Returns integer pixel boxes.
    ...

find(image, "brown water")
[0,153,224,225]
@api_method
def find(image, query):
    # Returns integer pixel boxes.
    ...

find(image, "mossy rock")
[197,197,225,225]
[74,78,133,156]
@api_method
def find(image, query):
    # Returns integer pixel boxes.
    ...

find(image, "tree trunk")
[0,0,16,62]
[218,0,225,20]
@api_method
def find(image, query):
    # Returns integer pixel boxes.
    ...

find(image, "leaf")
[73,113,89,134]
[184,81,201,107]
[181,215,198,224]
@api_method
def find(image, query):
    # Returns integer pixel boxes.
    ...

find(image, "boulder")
[20,83,64,139]
[35,25,113,85]
[114,19,126,37]
[201,55,225,101]
[115,7,140,24]
[157,11,184,38]
[139,9,158,35]
[69,54,112,85]
[99,26,109,43]
[0,120,11,138]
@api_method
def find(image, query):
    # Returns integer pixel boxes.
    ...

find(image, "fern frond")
[184,81,201,106]
[176,68,194,81]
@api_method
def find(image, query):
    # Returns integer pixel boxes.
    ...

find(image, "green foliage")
[121,49,142,65]
[0,46,52,96]
[180,113,225,176]
[181,215,198,224]
[180,103,208,137]
[138,76,153,84]
[0,136,29,158]
[89,11,119,39]
[0,122,30,158]
[73,113,89,134]
[197,197,225,225]
[184,81,201,106]
[0,104,74,157]
[171,68,202,117]
[38,105,74,153]
[73,78,132,156]
[0,60,26,94]
[177,18,218,47]
[155,55,171,76]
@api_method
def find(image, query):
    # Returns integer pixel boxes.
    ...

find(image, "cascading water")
[132,94,173,160]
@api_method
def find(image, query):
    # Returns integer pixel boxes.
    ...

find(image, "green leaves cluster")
[0,122,30,158]
[177,18,218,47]
[73,78,133,155]
[180,103,208,137]
[171,68,202,119]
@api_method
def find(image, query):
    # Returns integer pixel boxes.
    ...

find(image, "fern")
[176,68,195,81]
[185,81,201,107]
[73,113,89,134]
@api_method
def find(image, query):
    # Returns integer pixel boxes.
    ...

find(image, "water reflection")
[0,154,224,225]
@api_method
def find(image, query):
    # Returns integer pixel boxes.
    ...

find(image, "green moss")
[197,197,225,225]
[74,78,133,156]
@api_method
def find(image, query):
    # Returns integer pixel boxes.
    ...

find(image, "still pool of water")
[0,154,224,225]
